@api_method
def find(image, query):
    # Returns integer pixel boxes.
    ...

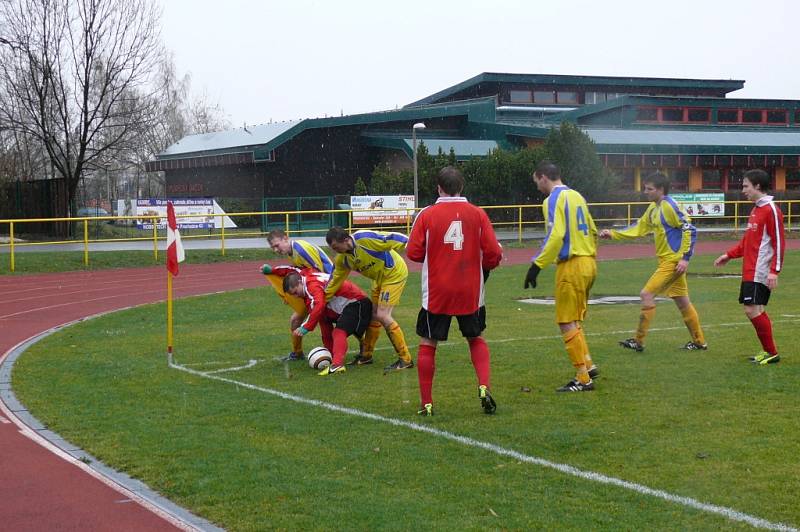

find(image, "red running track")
[1,239,797,530]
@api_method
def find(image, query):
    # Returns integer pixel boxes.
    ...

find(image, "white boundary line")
[169,358,796,531]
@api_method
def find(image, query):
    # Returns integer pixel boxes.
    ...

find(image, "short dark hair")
[644,172,670,195]
[326,226,350,246]
[282,272,302,293]
[267,229,287,243]
[534,160,560,181]
[437,166,464,195]
[743,169,771,192]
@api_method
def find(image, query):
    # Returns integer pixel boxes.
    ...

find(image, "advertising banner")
[135,198,236,229]
[350,195,415,225]
[671,193,725,217]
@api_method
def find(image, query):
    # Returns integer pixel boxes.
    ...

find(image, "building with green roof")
[148,72,800,201]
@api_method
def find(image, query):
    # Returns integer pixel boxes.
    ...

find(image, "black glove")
[482,269,490,283]
[524,263,541,289]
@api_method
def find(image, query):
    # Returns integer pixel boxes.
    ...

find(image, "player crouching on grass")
[263,229,334,362]
[280,268,372,375]
[714,169,785,365]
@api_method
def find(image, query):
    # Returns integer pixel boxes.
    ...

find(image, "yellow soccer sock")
[635,306,656,344]
[577,329,593,368]
[681,304,706,345]
[387,321,412,363]
[362,321,382,358]
[563,328,590,384]
[291,333,303,354]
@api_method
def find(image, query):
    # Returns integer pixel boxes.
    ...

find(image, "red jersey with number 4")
[407,196,503,314]
[725,195,785,284]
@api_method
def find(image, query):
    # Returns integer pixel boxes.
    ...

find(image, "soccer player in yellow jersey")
[263,229,334,361]
[325,226,414,373]
[523,161,599,392]
[599,172,706,352]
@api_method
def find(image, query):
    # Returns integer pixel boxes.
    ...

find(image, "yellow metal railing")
[1,200,797,272]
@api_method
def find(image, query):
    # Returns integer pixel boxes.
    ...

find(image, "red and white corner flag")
[166,201,185,276]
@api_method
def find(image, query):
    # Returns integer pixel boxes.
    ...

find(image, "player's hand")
[261,263,272,275]
[524,263,541,289]
[293,326,309,337]
[713,254,729,267]
[767,273,778,290]
[675,259,689,274]
[483,269,491,283]
[599,229,613,239]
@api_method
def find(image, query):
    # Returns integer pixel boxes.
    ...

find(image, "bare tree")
[0,0,164,214]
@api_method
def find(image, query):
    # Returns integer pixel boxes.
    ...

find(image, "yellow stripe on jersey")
[611,196,696,261]
[325,230,409,299]
[289,239,334,273]
[533,186,597,267]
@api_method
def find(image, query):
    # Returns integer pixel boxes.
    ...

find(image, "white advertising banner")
[350,195,415,225]
[671,193,725,217]
[135,198,237,229]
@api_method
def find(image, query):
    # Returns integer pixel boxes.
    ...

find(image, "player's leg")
[555,260,593,391]
[458,308,496,414]
[376,280,413,371]
[289,311,306,357]
[741,282,779,364]
[358,283,384,362]
[671,285,706,349]
[415,309,448,415]
[573,257,597,376]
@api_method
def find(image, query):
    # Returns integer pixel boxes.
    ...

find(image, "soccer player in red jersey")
[280,268,372,375]
[406,166,503,416]
[714,169,785,365]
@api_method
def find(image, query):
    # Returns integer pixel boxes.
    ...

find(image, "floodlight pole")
[412,122,426,209]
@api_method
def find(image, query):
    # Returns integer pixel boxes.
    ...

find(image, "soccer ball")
[307,346,332,369]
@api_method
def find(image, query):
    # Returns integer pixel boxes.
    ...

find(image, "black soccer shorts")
[739,281,771,306]
[416,306,486,341]
[335,298,372,337]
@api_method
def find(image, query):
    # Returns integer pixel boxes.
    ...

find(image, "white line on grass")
[170,358,796,531]
[203,359,260,374]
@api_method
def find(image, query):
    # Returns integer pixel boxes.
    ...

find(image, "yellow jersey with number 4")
[533,185,597,268]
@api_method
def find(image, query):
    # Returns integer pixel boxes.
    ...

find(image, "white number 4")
[444,220,464,250]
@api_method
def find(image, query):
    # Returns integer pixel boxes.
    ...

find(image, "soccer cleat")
[346,354,374,366]
[749,351,780,365]
[383,358,414,373]
[318,364,346,376]
[556,379,595,392]
[588,365,600,379]
[281,351,304,362]
[478,385,497,414]
[619,338,644,352]
[683,341,708,351]
[417,403,433,416]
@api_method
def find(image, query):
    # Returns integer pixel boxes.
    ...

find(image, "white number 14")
[444,220,464,250]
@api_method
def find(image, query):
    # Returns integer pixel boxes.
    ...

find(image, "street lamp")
[412,122,426,209]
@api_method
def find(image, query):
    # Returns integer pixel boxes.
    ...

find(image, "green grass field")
[12,252,800,531]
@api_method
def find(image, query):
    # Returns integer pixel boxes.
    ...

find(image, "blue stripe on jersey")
[320,253,333,274]
[533,187,566,262]
[362,247,393,268]
[293,242,318,270]
[663,196,686,223]
[559,198,571,261]
[354,231,408,245]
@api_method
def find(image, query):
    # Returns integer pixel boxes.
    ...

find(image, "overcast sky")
[160,0,799,128]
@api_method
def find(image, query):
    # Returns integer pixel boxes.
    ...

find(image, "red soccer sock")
[417,344,436,406]
[468,337,491,388]
[332,328,349,366]
[750,312,778,355]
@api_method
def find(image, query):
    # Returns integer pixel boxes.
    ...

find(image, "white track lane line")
[169,358,797,532]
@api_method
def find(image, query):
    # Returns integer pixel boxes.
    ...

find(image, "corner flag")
[166,201,185,276]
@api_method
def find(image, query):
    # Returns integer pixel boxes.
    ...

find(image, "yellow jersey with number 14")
[533,185,597,268]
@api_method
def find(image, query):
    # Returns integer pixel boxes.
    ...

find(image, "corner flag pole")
[165,201,184,365]
[167,270,174,365]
